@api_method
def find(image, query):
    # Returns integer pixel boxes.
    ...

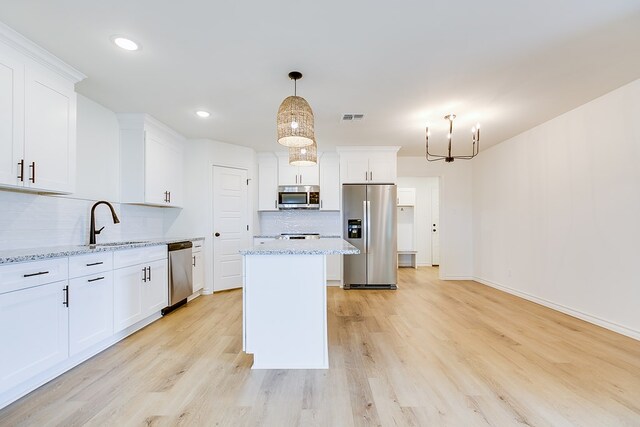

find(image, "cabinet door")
[319,154,340,210]
[192,251,204,292]
[342,155,369,184]
[397,188,416,206]
[69,271,114,356]
[144,130,169,205]
[277,156,299,185]
[0,48,24,187]
[258,156,278,211]
[113,264,144,332]
[143,259,168,316]
[0,281,69,394]
[326,254,341,282]
[298,163,319,186]
[24,65,76,193]
[367,154,397,183]
[164,139,183,207]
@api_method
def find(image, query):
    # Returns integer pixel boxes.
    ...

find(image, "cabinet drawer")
[253,238,275,245]
[113,245,167,269]
[69,252,113,278]
[0,258,68,294]
[192,241,203,253]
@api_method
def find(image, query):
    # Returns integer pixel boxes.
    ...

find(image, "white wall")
[0,95,169,249]
[396,157,474,279]
[473,78,640,339]
[165,138,256,294]
[396,177,439,266]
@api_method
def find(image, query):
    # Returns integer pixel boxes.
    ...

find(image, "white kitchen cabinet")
[144,258,169,315]
[277,154,319,186]
[253,237,276,245]
[258,153,279,211]
[68,271,114,356]
[397,188,416,206]
[118,114,184,208]
[0,280,69,395]
[0,46,23,187]
[192,244,204,293]
[23,65,77,193]
[0,32,84,193]
[319,153,340,210]
[337,147,400,184]
[113,247,168,332]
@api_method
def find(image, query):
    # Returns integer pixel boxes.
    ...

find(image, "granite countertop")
[0,237,205,265]
[240,237,359,255]
[253,234,342,239]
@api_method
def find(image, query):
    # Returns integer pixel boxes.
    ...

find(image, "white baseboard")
[442,276,473,281]
[474,277,640,341]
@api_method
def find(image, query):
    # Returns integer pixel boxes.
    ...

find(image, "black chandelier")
[425,114,480,162]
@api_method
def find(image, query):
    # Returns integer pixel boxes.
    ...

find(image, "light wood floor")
[1,268,639,426]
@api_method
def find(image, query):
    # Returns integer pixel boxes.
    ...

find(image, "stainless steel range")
[276,233,321,240]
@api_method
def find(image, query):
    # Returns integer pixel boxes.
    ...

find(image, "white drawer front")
[0,258,68,294]
[69,252,113,278]
[192,241,203,253]
[113,245,167,269]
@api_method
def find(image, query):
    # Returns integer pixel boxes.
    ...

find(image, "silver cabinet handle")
[300,174,302,184]
[370,171,373,181]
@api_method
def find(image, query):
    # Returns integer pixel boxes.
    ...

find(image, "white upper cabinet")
[397,187,416,206]
[0,26,85,193]
[118,114,185,208]
[319,152,340,210]
[0,46,23,187]
[337,147,400,184]
[277,154,319,186]
[258,153,278,211]
[23,65,76,193]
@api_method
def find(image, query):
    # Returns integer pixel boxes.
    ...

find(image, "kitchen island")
[239,238,359,369]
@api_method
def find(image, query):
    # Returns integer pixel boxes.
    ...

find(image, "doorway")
[212,166,249,291]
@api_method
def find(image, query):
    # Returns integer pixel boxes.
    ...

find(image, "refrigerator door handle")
[363,200,368,254]
[366,200,371,254]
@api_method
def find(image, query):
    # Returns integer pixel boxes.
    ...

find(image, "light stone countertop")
[240,237,359,256]
[0,237,205,265]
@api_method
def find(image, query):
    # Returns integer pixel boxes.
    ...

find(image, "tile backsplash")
[259,210,341,236]
[0,191,168,250]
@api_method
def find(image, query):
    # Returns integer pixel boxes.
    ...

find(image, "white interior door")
[213,166,249,291]
[431,186,440,266]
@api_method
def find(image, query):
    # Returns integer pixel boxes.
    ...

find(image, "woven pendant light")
[277,71,315,148]
[289,140,317,166]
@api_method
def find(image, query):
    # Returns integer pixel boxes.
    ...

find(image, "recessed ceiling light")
[196,110,211,118]
[111,36,140,51]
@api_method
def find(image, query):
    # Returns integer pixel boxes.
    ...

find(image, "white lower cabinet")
[113,251,168,333]
[68,271,114,356]
[192,248,204,293]
[0,280,69,395]
[0,246,169,409]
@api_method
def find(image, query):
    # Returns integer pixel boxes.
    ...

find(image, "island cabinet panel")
[0,280,69,395]
[244,254,328,369]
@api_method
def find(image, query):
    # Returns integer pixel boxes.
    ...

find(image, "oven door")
[278,191,309,209]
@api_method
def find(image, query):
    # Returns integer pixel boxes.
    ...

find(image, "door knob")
[433,229,436,232]
[214,232,220,237]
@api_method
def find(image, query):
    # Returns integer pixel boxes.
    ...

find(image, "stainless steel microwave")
[278,185,320,209]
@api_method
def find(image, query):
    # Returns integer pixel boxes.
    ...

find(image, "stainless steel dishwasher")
[162,241,193,315]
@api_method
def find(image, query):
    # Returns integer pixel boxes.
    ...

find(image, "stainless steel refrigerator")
[343,184,397,289]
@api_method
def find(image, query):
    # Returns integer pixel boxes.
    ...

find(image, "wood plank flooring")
[1,267,639,426]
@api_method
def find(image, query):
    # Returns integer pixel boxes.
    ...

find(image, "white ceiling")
[1,1,640,155]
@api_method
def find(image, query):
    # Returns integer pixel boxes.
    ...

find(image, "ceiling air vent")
[342,113,365,122]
